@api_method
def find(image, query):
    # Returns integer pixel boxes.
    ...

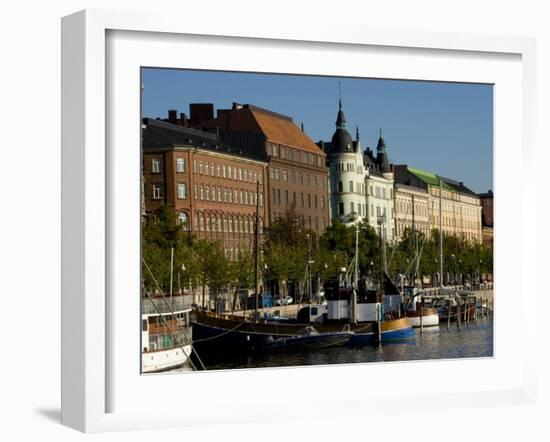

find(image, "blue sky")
[141,68,493,194]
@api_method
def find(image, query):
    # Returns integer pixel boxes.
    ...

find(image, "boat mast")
[351,223,359,324]
[378,215,387,302]
[412,194,419,289]
[254,179,260,319]
[439,177,443,289]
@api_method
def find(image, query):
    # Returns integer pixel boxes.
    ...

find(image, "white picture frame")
[61,9,537,433]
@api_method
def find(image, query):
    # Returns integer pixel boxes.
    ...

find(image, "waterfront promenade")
[227,289,493,319]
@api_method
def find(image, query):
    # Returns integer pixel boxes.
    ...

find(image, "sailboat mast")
[412,194,419,288]
[439,177,443,289]
[354,224,359,288]
[254,179,260,318]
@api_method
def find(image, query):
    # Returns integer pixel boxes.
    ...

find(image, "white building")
[363,132,395,241]
[323,100,368,223]
[322,102,395,241]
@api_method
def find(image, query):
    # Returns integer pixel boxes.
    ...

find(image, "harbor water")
[186,317,493,371]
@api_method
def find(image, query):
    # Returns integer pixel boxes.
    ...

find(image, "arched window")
[178,212,188,226]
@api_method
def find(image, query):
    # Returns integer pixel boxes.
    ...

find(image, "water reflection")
[187,320,493,371]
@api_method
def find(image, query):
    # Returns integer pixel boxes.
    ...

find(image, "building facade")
[363,133,395,241]
[394,165,482,243]
[200,103,330,235]
[142,118,268,260]
[478,190,493,246]
[478,190,493,227]
[393,183,430,241]
[321,101,367,224]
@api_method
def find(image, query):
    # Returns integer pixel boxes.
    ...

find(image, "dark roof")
[330,128,354,153]
[328,100,355,154]
[142,118,265,161]
[478,190,494,198]
[440,176,479,197]
[394,165,479,198]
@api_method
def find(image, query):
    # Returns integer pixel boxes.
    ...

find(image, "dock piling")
[419,298,424,334]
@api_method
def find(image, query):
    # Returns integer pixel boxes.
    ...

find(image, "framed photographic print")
[61,9,537,433]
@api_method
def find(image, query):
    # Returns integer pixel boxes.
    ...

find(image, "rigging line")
[142,259,207,370]
[143,281,207,371]
[142,284,199,371]
[192,320,245,343]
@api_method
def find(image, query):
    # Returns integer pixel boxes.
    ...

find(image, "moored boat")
[141,293,194,373]
[262,326,352,352]
[406,307,440,327]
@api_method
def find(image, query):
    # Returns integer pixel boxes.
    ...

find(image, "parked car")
[274,296,293,306]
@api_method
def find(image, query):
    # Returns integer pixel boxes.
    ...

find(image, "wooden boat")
[402,288,440,328]
[405,306,440,327]
[192,303,413,353]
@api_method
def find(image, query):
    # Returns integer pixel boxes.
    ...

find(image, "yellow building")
[394,165,482,243]
[394,183,430,241]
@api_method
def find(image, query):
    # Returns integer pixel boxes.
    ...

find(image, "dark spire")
[376,128,391,173]
[330,85,353,153]
[356,126,360,141]
[335,82,347,129]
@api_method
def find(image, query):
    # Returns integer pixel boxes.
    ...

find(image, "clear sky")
[141,68,493,194]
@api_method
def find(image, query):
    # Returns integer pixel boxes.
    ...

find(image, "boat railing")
[142,295,193,315]
[145,330,192,351]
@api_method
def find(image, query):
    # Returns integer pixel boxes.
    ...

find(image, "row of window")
[194,185,263,207]
[333,162,363,174]
[271,188,325,210]
[395,200,428,217]
[148,182,263,207]
[150,156,263,185]
[193,159,263,184]
[268,143,324,167]
[429,215,480,230]
[337,201,395,220]
[193,212,263,235]
[369,185,392,199]
[336,180,365,195]
[269,167,325,188]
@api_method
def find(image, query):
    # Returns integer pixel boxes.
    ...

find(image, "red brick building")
[142,118,268,260]
[478,190,493,227]
[200,103,330,235]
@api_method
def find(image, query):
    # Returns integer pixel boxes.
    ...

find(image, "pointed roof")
[330,99,354,153]
[335,99,347,128]
[376,128,390,172]
[203,104,324,155]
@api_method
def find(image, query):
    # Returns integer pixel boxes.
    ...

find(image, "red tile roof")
[204,105,324,155]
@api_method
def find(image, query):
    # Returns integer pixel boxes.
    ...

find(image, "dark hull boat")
[191,309,412,355]
[262,326,352,352]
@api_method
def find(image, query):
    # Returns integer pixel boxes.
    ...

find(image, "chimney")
[168,109,178,124]
[189,103,214,127]
[179,113,188,127]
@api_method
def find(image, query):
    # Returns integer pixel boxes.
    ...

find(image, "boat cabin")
[296,304,328,323]
[322,280,382,322]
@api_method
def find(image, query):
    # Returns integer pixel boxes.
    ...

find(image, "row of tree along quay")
[141,204,493,312]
